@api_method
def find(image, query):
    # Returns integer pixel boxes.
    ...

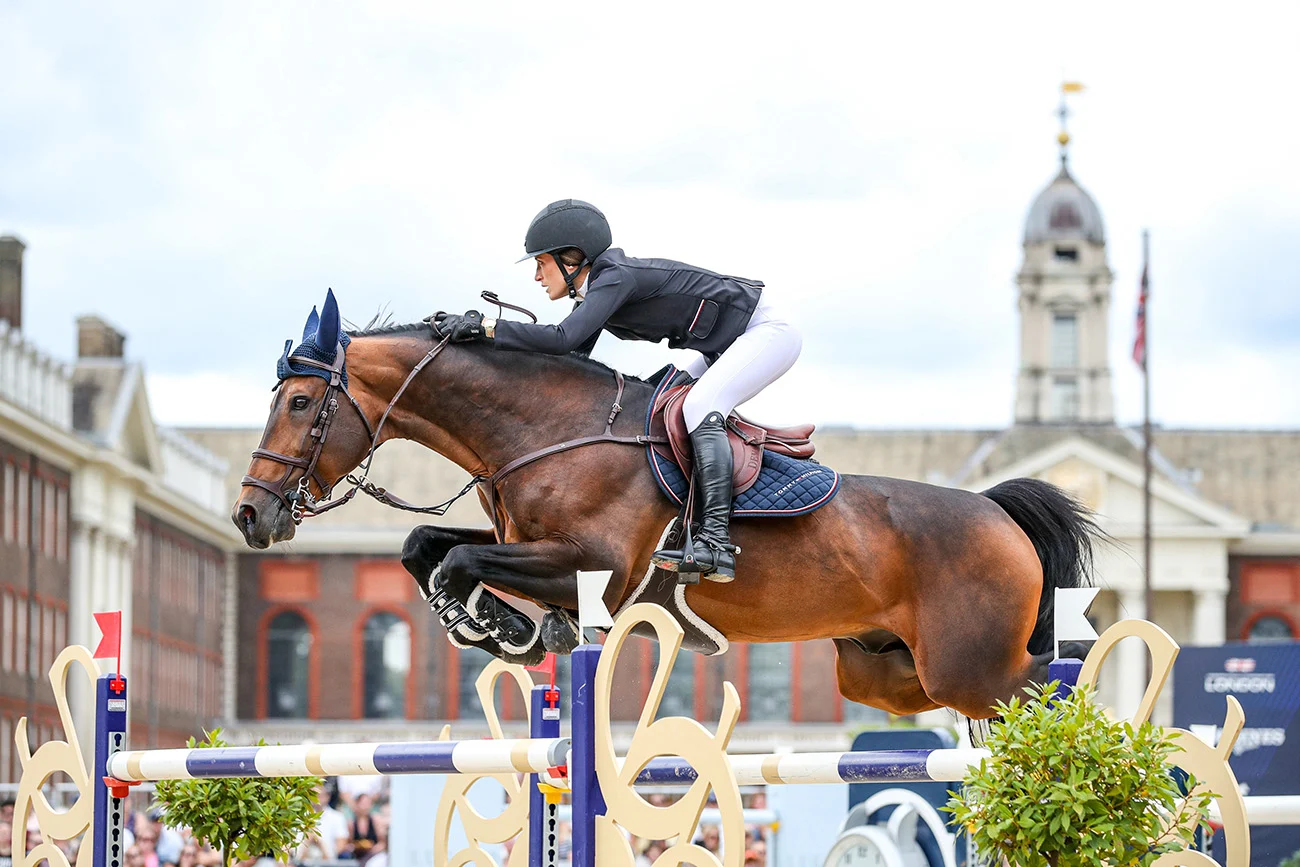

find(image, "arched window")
[266,611,311,719]
[363,612,411,719]
[458,646,494,720]
[1247,615,1296,644]
[747,643,792,722]
[655,648,695,720]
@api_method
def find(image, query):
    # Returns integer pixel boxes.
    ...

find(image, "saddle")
[649,380,816,495]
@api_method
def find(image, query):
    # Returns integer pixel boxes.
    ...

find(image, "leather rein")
[242,315,666,534]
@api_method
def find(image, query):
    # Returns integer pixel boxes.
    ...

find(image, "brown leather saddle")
[649,382,816,494]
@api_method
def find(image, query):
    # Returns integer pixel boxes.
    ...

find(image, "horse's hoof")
[541,610,580,654]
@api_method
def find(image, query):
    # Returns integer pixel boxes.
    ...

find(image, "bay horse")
[234,292,1100,719]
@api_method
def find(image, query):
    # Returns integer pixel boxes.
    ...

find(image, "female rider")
[434,199,802,582]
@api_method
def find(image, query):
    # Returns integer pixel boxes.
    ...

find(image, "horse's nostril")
[237,503,257,530]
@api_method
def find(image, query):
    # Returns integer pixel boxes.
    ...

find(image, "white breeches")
[681,293,802,432]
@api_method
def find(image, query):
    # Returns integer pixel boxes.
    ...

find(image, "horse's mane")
[345,321,652,385]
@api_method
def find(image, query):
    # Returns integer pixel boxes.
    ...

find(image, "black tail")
[982,478,1103,656]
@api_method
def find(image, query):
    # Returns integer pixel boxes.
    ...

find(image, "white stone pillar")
[67,521,97,769]
[1192,589,1227,646]
[1113,588,1148,722]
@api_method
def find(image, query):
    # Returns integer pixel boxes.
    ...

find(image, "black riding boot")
[653,413,738,582]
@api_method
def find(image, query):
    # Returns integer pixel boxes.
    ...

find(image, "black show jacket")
[493,248,763,361]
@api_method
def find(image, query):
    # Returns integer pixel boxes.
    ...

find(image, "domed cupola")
[1014,84,1115,426]
[1024,162,1106,246]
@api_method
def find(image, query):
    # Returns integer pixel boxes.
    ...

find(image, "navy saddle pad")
[643,367,840,518]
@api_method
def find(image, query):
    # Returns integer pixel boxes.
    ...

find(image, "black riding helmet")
[517,199,612,298]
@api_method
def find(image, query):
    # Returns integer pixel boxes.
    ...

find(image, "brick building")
[0,235,233,784]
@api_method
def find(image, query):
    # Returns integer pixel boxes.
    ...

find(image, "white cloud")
[3,0,1298,432]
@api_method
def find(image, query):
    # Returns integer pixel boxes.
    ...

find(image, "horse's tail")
[981,478,1102,656]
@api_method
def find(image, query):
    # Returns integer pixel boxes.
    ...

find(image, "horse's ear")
[301,306,320,343]
[317,289,341,359]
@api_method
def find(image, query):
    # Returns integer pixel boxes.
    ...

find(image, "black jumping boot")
[653,412,739,582]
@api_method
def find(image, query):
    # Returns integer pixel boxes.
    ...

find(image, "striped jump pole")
[633,748,992,786]
[91,671,571,867]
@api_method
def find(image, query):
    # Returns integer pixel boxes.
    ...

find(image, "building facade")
[0,236,234,784]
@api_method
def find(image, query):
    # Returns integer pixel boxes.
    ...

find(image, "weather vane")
[1058,81,1085,167]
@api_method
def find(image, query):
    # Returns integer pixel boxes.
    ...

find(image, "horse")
[233,291,1101,719]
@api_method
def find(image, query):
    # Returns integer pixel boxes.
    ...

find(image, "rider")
[434,199,802,582]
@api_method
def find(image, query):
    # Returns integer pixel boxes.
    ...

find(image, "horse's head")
[233,289,376,548]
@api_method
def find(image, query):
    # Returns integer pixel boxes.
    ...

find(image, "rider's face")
[534,255,585,301]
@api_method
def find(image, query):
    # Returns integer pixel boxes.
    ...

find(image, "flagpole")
[1142,230,1154,623]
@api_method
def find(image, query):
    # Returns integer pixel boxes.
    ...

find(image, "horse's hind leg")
[833,638,942,717]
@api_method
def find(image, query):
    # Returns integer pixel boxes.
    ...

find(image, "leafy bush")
[153,729,321,867]
[1280,848,1300,867]
[945,682,1214,867]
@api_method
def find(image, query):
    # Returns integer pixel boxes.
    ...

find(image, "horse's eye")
[291,395,311,411]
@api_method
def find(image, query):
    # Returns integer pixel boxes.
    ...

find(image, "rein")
[245,319,666,532]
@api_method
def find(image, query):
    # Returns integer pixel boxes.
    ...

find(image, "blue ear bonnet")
[277,288,351,387]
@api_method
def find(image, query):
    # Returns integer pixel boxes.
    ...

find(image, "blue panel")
[186,748,263,777]
[569,644,604,867]
[530,684,562,867]
[373,742,458,774]
[94,674,129,867]
[1174,642,1300,865]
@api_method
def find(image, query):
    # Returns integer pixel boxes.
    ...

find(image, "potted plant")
[945,682,1214,867]
[152,730,321,867]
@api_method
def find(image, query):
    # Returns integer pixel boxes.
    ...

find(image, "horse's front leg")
[400,525,497,596]
[438,538,587,663]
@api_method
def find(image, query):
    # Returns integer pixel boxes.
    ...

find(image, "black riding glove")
[433,310,489,342]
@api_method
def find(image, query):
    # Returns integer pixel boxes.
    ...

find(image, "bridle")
[241,334,477,525]
[242,302,667,534]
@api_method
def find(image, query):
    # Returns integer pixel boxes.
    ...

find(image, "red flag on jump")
[92,611,122,660]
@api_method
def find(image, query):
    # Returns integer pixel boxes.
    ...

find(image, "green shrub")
[945,682,1214,867]
[153,729,321,867]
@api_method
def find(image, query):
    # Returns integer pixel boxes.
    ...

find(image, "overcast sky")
[3,1,1298,431]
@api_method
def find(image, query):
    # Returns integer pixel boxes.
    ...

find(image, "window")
[265,611,312,718]
[747,643,792,722]
[656,649,695,720]
[16,469,27,548]
[1247,616,1295,644]
[362,612,411,719]
[1,592,12,671]
[458,646,495,720]
[1051,314,1078,368]
[1050,377,1080,420]
[1053,246,1079,262]
[2,463,11,543]
[843,696,889,725]
[1049,202,1082,230]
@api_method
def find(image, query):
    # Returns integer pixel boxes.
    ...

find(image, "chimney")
[76,315,127,359]
[0,235,24,329]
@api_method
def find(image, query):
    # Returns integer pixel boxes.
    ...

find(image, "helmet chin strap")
[552,252,589,299]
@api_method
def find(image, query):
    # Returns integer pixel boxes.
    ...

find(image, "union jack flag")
[1132,258,1149,369]
[1224,658,1256,673]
